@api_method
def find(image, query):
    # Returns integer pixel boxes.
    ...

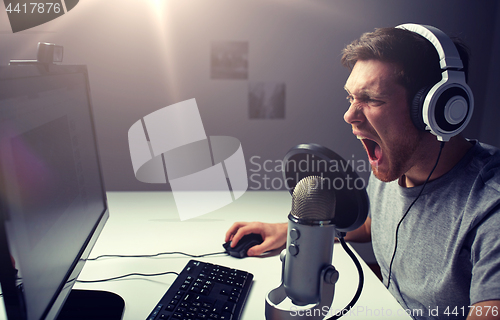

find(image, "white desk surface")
[74,191,411,320]
[0,191,411,320]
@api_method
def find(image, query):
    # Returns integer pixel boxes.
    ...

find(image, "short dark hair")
[341,27,470,106]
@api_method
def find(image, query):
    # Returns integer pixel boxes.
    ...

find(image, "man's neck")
[400,135,473,188]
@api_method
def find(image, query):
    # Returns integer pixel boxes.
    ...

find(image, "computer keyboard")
[146,260,254,320]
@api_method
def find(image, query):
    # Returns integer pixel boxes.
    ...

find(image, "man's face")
[343,59,424,182]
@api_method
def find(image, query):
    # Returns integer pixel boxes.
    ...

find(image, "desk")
[69,191,411,320]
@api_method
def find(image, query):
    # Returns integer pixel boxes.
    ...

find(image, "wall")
[479,2,500,148]
[1,0,498,192]
[1,0,499,263]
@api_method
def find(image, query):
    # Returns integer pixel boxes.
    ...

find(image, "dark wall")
[0,0,498,191]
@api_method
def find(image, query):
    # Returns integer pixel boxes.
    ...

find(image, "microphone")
[266,175,339,320]
[284,175,337,306]
[266,143,368,320]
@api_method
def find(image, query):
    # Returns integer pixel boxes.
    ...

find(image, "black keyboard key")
[146,260,253,320]
[220,313,231,320]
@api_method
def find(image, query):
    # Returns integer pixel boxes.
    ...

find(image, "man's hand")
[225,221,287,257]
[466,300,500,320]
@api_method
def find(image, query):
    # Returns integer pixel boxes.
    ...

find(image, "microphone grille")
[290,176,336,221]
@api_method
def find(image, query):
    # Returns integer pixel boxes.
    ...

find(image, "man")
[225,26,500,319]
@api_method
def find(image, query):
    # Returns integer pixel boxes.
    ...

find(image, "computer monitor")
[0,63,122,319]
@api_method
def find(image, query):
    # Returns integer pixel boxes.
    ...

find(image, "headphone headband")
[396,23,463,70]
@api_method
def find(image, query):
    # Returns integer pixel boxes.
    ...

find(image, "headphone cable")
[386,141,445,289]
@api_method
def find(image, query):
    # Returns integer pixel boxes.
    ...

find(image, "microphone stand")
[265,249,339,320]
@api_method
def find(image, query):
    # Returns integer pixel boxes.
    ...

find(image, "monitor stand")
[56,289,125,320]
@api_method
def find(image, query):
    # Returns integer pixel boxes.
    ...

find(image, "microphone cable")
[326,234,364,320]
[385,141,445,289]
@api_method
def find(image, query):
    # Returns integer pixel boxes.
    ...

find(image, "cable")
[86,251,227,261]
[76,271,179,283]
[77,251,226,283]
[326,235,364,320]
[385,141,445,289]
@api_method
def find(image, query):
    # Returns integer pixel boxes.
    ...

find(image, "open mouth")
[358,136,382,163]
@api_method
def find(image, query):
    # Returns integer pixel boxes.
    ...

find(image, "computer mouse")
[223,233,264,258]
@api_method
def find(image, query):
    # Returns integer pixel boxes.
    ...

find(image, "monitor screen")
[0,64,109,320]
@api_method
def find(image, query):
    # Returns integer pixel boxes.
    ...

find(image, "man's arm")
[225,216,372,256]
[344,216,372,242]
[466,300,500,320]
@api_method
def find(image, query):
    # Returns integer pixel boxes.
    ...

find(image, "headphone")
[396,23,474,142]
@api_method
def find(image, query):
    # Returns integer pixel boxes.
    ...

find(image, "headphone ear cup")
[411,87,430,131]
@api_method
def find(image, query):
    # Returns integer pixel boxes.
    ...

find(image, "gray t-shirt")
[368,141,500,319]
